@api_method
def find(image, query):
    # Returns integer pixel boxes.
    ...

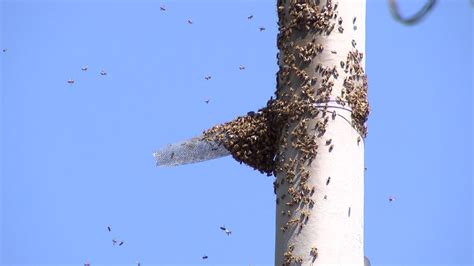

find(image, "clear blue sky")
[1,0,472,265]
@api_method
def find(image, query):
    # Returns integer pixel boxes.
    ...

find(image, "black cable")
[389,0,437,25]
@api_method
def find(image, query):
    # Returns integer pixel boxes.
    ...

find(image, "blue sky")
[1,0,472,265]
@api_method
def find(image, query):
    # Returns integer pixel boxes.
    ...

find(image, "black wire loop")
[389,0,436,25]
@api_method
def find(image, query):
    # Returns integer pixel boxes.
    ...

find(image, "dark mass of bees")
[202,0,369,264]
[203,0,369,175]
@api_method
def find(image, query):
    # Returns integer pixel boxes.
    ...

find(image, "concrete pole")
[274,0,367,265]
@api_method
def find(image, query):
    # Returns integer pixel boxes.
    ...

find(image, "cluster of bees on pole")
[203,0,369,263]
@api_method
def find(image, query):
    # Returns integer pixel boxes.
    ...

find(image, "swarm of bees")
[200,0,369,263]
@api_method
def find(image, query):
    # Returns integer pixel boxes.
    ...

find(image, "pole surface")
[274,0,367,265]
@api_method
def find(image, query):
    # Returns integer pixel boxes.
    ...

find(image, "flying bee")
[259,27,266,32]
[352,40,357,48]
[323,195,327,200]
[338,26,344,33]
[332,111,336,120]
[326,176,331,185]
[119,241,124,246]
[338,17,343,25]
[187,20,193,24]
[204,99,210,104]
[219,226,231,235]
[247,15,253,19]
[81,65,88,71]
[239,65,246,70]
[202,255,208,259]
[204,75,211,80]
[353,17,357,24]
[100,70,107,76]
[67,79,75,84]
[160,6,166,11]
[325,139,332,145]
[389,196,396,202]
[107,226,111,232]
[170,152,175,159]
[329,144,334,152]
[357,136,361,145]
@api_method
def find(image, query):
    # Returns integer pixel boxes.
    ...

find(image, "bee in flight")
[220,226,232,236]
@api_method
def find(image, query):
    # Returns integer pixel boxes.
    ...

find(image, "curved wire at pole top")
[389,0,437,25]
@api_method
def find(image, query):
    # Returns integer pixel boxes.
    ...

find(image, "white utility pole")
[274,0,367,265]
[153,1,369,265]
